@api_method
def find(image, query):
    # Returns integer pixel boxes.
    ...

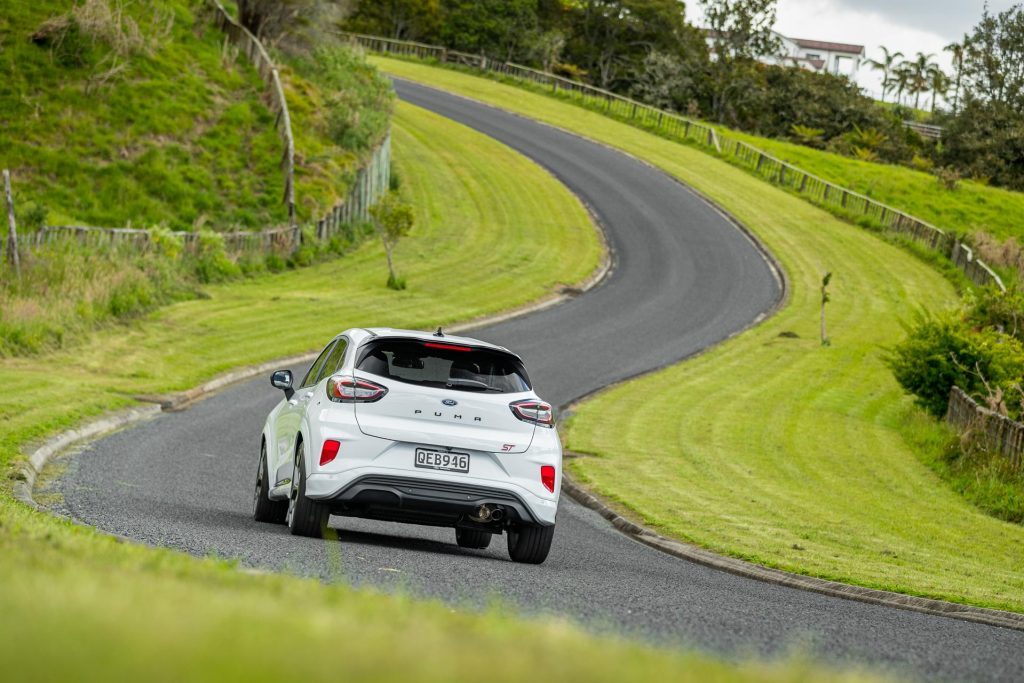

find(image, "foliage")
[940,5,1024,190]
[789,124,824,148]
[887,312,1024,417]
[369,191,415,289]
[237,0,343,49]
[438,0,539,62]
[700,0,779,124]
[942,98,1024,190]
[934,166,961,191]
[344,0,443,41]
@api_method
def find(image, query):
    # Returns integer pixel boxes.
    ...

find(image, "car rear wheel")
[507,523,555,564]
[287,443,331,538]
[455,527,492,549]
[253,442,287,524]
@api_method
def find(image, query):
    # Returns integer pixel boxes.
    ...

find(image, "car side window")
[300,341,336,389]
[315,338,348,384]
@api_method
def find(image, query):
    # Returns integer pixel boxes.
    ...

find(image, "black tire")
[507,523,555,564]
[253,442,287,524]
[287,443,331,538]
[455,527,492,550]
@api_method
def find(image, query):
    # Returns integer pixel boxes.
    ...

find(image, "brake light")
[424,342,473,352]
[509,399,554,427]
[541,465,556,493]
[327,376,388,403]
[320,439,340,466]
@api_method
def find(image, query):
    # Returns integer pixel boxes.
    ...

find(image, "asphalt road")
[56,80,1024,681]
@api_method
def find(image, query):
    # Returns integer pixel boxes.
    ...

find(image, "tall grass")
[0,224,373,357]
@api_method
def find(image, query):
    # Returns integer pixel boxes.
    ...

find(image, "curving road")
[57,80,1024,682]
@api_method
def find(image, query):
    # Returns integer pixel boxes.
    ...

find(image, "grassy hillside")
[371,58,1024,613]
[0,103,877,683]
[0,0,387,231]
[0,0,394,356]
[729,130,1024,245]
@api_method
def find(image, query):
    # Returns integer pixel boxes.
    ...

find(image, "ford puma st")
[253,327,561,564]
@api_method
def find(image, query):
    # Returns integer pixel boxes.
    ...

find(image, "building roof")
[790,38,864,55]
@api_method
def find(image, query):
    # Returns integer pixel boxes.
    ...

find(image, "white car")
[253,327,561,564]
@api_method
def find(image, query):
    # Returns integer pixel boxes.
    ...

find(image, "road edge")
[559,474,1024,633]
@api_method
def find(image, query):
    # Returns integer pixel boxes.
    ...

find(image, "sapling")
[369,191,414,290]
[820,271,832,346]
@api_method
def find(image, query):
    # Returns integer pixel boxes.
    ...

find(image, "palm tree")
[928,67,950,115]
[943,35,970,114]
[908,52,938,110]
[867,46,904,102]
[893,62,914,106]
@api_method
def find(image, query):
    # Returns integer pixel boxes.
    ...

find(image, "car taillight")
[327,376,388,403]
[541,465,556,493]
[320,439,341,466]
[509,399,554,427]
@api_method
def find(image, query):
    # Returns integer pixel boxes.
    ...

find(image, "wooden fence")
[947,386,1024,471]
[341,32,1004,292]
[313,134,392,242]
[210,0,295,222]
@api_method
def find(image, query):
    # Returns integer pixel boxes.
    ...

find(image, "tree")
[892,62,913,106]
[343,0,442,41]
[941,4,1024,189]
[567,0,695,90]
[369,192,415,290]
[960,4,1024,112]
[944,36,969,114]
[439,0,539,62]
[700,0,780,123]
[907,52,938,110]
[237,0,341,46]
[867,46,903,103]
[928,67,950,115]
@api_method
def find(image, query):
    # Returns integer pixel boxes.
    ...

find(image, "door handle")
[303,391,314,400]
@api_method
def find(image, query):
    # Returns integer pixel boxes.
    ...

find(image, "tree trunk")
[384,241,396,281]
[820,302,828,346]
[4,169,19,278]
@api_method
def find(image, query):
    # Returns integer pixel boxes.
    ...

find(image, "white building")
[705,30,865,79]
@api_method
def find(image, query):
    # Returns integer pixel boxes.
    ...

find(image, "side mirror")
[271,369,294,400]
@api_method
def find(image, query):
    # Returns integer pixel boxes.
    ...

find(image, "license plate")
[414,448,470,473]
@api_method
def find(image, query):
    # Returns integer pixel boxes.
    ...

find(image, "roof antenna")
[434,326,444,337]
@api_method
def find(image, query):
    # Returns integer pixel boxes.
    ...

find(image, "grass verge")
[0,101,878,682]
[370,57,1024,613]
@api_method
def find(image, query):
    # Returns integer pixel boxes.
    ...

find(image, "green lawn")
[0,100,876,682]
[372,57,1024,613]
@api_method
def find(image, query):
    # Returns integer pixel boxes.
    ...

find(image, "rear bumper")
[305,469,558,526]
[325,474,550,527]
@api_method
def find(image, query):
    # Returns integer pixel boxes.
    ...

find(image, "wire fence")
[341,32,1003,292]
[947,386,1024,471]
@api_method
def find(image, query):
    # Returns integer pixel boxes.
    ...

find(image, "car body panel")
[260,328,562,530]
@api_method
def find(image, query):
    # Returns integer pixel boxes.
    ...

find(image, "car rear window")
[356,339,531,393]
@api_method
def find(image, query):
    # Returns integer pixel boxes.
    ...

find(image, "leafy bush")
[886,311,1024,417]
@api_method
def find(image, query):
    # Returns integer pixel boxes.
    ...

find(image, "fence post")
[3,169,20,278]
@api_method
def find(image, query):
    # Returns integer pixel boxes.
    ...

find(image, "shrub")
[935,166,962,191]
[886,312,1024,417]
